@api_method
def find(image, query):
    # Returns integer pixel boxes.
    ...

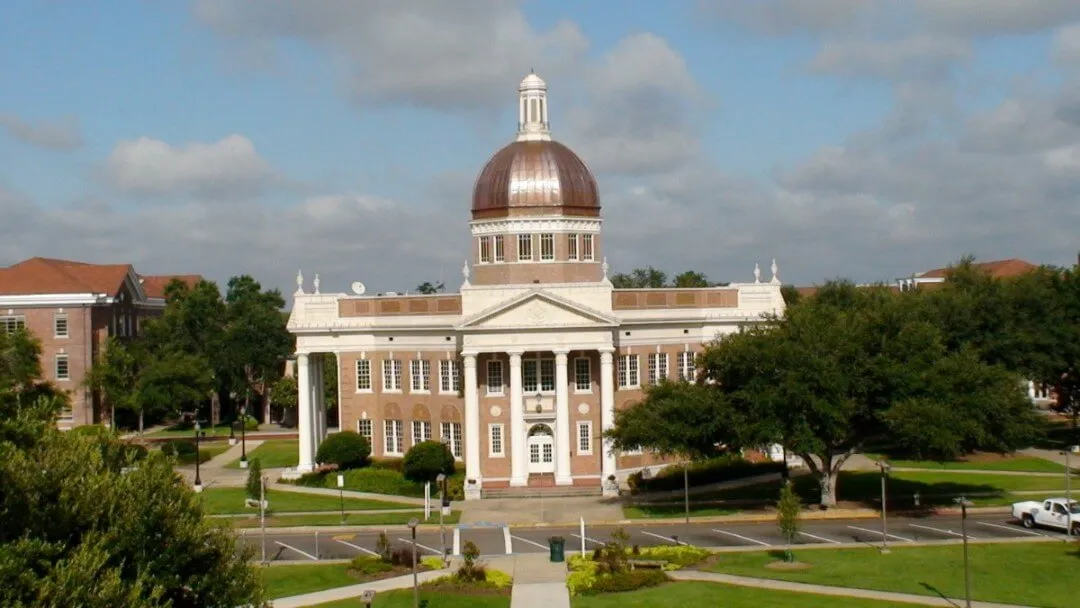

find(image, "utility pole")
[260,475,267,564]
[879,461,891,553]
[955,497,973,608]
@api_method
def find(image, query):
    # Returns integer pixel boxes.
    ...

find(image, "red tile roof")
[138,274,202,299]
[918,258,1037,279]
[0,257,133,296]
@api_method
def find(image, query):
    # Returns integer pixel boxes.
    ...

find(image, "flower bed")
[566,528,710,596]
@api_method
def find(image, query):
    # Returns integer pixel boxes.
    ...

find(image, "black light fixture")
[535,391,543,413]
[193,419,203,491]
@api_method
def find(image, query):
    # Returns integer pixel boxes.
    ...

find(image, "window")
[574,357,591,392]
[54,314,69,338]
[441,422,463,459]
[540,233,554,260]
[489,424,504,457]
[568,234,578,260]
[412,420,432,446]
[55,355,70,381]
[410,359,430,392]
[357,419,373,444]
[486,360,504,395]
[617,354,639,388]
[517,234,533,261]
[581,234,594,261]
[355,360,372,391]
[494,235,505,262]
[439,360,460,393]
[1,315,26,334]
[647,353,669,385]
[479,236,492,263]
[523,357,555,393]
[384,420,404,455]
[677,351,696,382]
[577,421,592,455]
[383,359,402,392]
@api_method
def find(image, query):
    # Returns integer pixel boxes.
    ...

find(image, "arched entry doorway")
[527,423,555,474]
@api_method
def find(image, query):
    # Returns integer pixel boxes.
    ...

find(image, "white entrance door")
[527,424,555,474]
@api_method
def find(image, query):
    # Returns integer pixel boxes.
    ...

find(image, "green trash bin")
[548,536,565,563]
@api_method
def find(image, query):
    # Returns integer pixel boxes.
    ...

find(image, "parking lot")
[238,513,1069,562]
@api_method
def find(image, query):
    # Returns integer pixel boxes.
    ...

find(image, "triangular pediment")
[459,290,617,330]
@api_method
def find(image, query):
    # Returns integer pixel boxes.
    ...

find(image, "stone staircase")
[480,485,602,499]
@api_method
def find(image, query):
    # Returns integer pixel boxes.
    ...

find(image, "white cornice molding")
[469,217,602,236]
[0,294,114,307]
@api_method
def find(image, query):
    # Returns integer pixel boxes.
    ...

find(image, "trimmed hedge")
[316,431,371,470]
[627,454,785,494]
[402,441,455,483]
[295,467,466,500]
[580,569,668,595]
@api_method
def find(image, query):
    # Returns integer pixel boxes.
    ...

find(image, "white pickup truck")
[1011,497,1079,534]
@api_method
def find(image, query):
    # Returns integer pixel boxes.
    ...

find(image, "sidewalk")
[1021,447,1080,470]
[177,440,267,487]
[494,553,569,608]
[269,569,450,607]
[268,482,427,506]
[670,570,1035,608]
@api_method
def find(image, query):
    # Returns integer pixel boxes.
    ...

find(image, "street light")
[436,472,448,560]
[955,497,974,608]
[193,419,203,492]
[239,403,249,469]
[407,517,420,608]
[879,461,891,554]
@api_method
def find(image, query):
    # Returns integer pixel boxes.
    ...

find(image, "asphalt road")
[237,513,1070,562]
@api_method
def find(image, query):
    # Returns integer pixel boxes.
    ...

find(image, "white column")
[599,348,617,496]
[509,352,526,487]
[313,355,325,451]
[554,350,572,485]
[296,354,316,473]
[463,353,482,500]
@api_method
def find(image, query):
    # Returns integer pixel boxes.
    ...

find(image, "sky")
[3,0,1080,297]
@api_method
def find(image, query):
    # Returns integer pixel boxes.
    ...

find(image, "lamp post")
[239,403,248,469]
[879,461,891,553]
[955,497,973,608]
[193,419,203,492]
[436,472,447,559]
[407,517,420,608]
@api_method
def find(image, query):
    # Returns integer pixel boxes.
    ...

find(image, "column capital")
[508,351,523,363]
[599,350,614,364]
[297,352,310,363]
[554,352,568,365]
[463,355,477,369]
[552,348,570,355]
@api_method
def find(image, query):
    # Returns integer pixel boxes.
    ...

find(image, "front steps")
[480,485,602,499]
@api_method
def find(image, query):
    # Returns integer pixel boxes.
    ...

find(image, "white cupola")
[516,71,551,142]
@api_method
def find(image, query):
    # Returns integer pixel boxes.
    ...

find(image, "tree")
[269,375,298,424]
[223,275,294,425]
[611,266,667,289]
[134,353,213,433]
[672,270,710,288]
[0,393,263,606]
[316,431,371,470]
[415,281,445,294]
[605,380,738,460]
[245,458,263,501]
[776,481,801,563]
[0,326,43,394]
[402,440,455,483]
[780,285,802,306]
[83,337,138,429]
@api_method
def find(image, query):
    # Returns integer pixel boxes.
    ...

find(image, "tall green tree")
[223,275,294,424]
[415,281,445,294]
[134,353,213,433]
[0,328,67,412]
[83,337,138,430]
[606,380,738,459]
[611,266,667,288]
[672,270,710,288]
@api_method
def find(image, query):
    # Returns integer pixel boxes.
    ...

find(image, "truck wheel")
[1071,522,1079,536]
[1022,514,1035,529]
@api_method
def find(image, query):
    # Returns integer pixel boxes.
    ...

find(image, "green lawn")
[706,541,1076,608]
[310,590,510,607]
[623,504,740,519]
[145,423,237,438]
[863,453,1067,473]
[197,487,416,514]
[573,582,917,607]
[231,510,460,528]
[260,563,360,599]
[173,443,230,465]
[226,440,298,469]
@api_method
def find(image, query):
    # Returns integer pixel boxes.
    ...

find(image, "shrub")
[485,569,512,588]
[580,570,668,595]
[245,458,263,501]
[349,555,393,576]
[340,468,423,496]
[233,415,259,431]
[637,545,710,569]
[402,441,455,483]
[390,546,414,567]
[376,532,392,562]
[595,528,630,575]
[316,431,371,470]
[456,540,485,583]
[68,424,110,438]
[370,457,405,472]
[160,440,197,457]
[420,556,445,570]
[630,454,784,494]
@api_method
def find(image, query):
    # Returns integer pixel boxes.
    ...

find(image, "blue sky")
[2,1,1080,294]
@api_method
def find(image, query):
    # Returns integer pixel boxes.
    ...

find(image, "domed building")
[287,74,785,500]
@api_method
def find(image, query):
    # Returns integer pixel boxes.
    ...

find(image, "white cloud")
[103,134,275,197]
[0,113,83,150]
[1054,24,1080,64]
[808,36,971,81]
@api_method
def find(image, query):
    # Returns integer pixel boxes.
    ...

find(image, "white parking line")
[453,528,461,556]
[909,524,978,539]
[571,533,607,546]
[511,535,548,550]
[712,529,771,547]
[503,526,512,555]
[799,531,841,545]
[977,522,1044,537]
[336,539,379,556]
[397,538,442,556]
[846,525,914,542]
[275,541,318,561]
[641,530,684,545]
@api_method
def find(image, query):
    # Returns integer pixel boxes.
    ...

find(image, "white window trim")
[517,233,533,261]
[384,420,404,456]
[355,359,373,393]
[488,423,505,458]
[582,233,595,261]
[55,354,70,382]
[522,355,556,394]
[54,314,69,339]
[411,420,432,447]
[439,359,460,395]
[567,233,579,261]
[383,359,402,393]
[410,359,430,393]
[357,419,373,444]
[573,357,591,393]
[494,235,505,262]
[618,354,640,389]
[441,422,463,460]
[486,360,504,396]
[577,421,593,455]
[478,236,492,264]
[539,233,555,261]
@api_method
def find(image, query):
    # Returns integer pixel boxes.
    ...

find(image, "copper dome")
[471,140,600,218]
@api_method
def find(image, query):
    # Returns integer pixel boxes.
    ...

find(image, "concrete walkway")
[177,440,268,487]
[499,553,570,608]
[1022,447,1080,470]
[269,569,451,607]
[670,570,1035,608]
[268,482,427,506]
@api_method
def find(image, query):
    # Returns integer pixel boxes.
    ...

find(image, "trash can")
[548,537,565,563]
